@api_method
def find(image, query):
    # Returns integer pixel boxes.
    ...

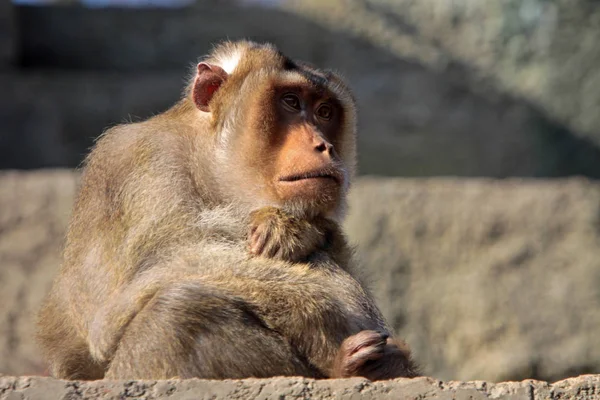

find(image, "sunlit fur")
[36,41,418,381]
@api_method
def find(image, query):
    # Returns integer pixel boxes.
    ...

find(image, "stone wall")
[2,1,600,177]
[2,171,600,383]
[347,177,600,382]
[290,0,600,149]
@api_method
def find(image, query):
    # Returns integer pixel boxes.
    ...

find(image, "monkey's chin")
[276,177,341,211]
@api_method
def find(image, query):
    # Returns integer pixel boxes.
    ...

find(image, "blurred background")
[1,0,600,384]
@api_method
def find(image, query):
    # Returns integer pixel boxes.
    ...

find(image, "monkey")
[36,40,419,381]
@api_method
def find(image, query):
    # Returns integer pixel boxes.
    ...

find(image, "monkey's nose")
[315,141,333,154]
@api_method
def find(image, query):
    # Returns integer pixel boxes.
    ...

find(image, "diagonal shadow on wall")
[1,2,599,178]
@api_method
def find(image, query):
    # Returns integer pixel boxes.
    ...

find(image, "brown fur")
[36,40,419,380]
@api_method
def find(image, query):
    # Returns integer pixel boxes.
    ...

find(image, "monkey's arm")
[88,253,416,380]
[248,206,355,268]
[205,262,416,379]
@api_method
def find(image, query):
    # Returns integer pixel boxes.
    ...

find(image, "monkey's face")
[245,78,349,216]
[193,42,357,218]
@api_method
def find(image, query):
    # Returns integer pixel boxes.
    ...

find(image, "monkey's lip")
[278,169,342,185]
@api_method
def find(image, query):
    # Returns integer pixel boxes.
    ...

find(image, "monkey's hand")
[332,330,419,380]
[248,207,328,262]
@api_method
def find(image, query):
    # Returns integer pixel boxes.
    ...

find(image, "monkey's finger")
[347,344,386,366]
[249,225,259,237]
[343,330,387,355]
[342,345,386,376]
[263,236,284,259]
[250,230,270,256]
[268,244,282,259]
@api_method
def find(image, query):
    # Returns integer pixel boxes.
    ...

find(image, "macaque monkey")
[37,40,419,381]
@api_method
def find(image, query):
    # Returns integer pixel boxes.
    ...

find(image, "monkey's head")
[189,41,357,220]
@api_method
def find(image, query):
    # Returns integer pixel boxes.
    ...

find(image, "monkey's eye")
[281,93,301,111]
[316,104,333,121]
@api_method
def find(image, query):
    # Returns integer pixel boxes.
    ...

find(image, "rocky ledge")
[1,375,600,399]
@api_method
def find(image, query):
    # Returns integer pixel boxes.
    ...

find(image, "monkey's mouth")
[279,169,341,185]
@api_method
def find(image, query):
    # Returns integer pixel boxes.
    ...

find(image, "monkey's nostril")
[315,142,334,154]
[315,142,327,152]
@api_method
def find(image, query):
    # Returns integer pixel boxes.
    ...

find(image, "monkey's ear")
[192,62,228,112]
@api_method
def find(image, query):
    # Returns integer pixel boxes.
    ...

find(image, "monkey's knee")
[37,300,105,380]
[106,282,317,380]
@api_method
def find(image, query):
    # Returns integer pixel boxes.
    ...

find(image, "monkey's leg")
[37,297,106,380]
[332,330,419,380]
[105,281,320,380]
